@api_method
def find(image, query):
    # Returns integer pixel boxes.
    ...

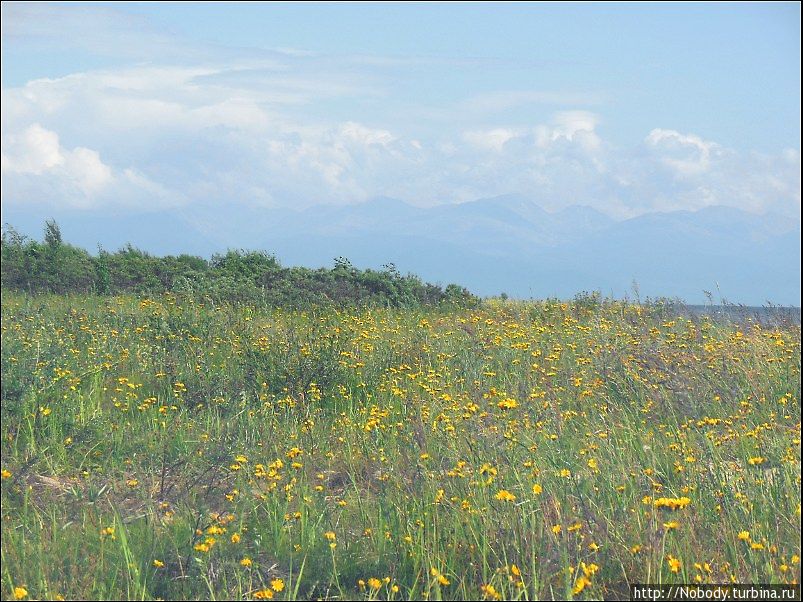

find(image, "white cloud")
[463,128,523,153]
[464,113,602,155]
[61,147,113,196]
[1,123,64,174]
[339,122,396,148]
[0,59,799,221]
[2,123,175,209]
[2,123,112,198]
[551,110,599,140]
[645,128,722,177]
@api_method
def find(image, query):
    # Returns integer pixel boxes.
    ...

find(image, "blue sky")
[1,2,800,219]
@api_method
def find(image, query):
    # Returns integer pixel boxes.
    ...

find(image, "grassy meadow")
[1,292,800,600]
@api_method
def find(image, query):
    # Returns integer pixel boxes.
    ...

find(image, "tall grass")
[1,293,800,600]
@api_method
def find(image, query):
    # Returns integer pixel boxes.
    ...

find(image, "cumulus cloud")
[2,123,175,209]
[0,59,799,220]
[3,124,112,200]
[605,131,801,217]
[645,128,722,177]
[550,110,599,140]
[463,112,602,156]
[1,123,64,174]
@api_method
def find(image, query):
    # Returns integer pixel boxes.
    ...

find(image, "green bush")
[1,221,477,309]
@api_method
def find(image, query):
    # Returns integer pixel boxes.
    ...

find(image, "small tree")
[2,224,27,247]
[44,219,62,248]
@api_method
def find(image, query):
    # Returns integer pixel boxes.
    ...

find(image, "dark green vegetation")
[1,221,475,307]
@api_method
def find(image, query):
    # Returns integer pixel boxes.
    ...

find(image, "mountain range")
[3,195,800,305]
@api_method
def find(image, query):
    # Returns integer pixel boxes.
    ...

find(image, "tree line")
[1,220,476,307]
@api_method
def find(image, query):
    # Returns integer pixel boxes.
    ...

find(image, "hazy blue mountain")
[2,196,799,305]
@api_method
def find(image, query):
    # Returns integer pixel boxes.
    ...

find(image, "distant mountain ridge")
[3,195,800,305]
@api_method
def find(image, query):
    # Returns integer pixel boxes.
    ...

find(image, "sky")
[1,2,801,221]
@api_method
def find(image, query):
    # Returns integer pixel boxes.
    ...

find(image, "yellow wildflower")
[430,567,450,586]
[481,583,501,599]
[495,489,516,502]
[573,575,592,594]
